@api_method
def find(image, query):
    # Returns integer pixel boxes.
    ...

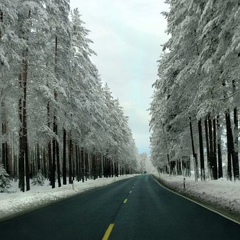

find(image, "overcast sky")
[70,0,169,155]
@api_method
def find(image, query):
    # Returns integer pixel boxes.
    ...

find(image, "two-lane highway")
[0,175,239,240]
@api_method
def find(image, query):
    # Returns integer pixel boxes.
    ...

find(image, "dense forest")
[150,0,240,181]
[0,0,138,192]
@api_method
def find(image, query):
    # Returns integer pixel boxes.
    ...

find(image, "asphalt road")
[0,175,240,240]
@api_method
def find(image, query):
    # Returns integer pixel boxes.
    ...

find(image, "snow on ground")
[0,175,136,221]
[154,173,240,223]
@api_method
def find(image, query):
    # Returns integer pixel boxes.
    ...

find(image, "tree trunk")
[75,145,80,182]
[217,116,223,178]
[81,147,84,182]
[207,115,218,179]
[56,139,61,187]
[52,135,56,188]
[189,117,198,181]
[62,128,67,185]
[47,102,53,184]
[18,74,24,192]
[232,79,239,180]
[204,117,210,178]
[212,118,218,179]
[233,107,239,180]
[198,119,205,180]
[69,132,73,184]
[23,55,30,191]
[225,110,233,180]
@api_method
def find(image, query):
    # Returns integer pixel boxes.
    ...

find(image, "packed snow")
[0,175,136,221]
[154,173,240,223]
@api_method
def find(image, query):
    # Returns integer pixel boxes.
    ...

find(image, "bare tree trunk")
[198,119,205,180]
[233,107,239,180]
[19,74,25,192]
[22,51,30,191]
[226,110,233,180]
[81,147,84,182]
[207,115,217,179]
[62,128,67,185]
[212,118,218,179]
[204,117,210,177]
[69,131,73,184]
[217,116,223,178]
[56,139,61,187]
[75,145,80,182]
[189,117,198,181]
[47,102,53,184]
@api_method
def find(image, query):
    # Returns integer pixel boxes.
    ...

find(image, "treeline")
[150,0,240,181]
[0,0,138,192]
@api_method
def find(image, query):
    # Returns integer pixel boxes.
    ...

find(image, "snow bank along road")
[0,175,239,240]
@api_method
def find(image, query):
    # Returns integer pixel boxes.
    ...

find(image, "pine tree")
[0,164,11,192]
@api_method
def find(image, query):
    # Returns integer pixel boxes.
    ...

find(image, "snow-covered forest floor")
[154,173,240,224]
[0,175,136,222]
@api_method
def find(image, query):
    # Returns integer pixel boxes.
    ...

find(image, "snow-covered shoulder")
[154,173,240,223]
[0,175,136,222]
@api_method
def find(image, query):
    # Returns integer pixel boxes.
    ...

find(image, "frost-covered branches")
[150,0,240,180]
[0,2,138,191]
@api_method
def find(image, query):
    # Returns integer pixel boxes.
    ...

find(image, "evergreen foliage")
[32,170,45,186]
[0,1,138,191]
[150,0,240,180]
[0,164,11,192]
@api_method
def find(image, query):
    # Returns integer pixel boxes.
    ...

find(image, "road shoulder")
[152,174,240,225]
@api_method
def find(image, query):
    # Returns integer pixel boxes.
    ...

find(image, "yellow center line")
[102,223,115,240]
[123,199,128,203]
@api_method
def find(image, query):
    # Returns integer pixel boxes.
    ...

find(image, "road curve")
[0,175,239,240]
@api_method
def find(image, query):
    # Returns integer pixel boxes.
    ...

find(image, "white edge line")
[152,175,240,225]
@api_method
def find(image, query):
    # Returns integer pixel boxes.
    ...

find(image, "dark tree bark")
[80,147,84,182]
[42,147,47,178]
[208,116,213,178]
[217,116,223,178]
[85,151,89,180]
[233,106,239,180]
[52,135,56,188]
[225,110,233,180]
[75,145,80,182]
[47,102,53,184]
[189,117,198,180]
[18,74,24,192]
[18,9,32,191]
[232,79,239,179]
[36,144,40,171]
[198,119,205,180]
[72,143,75,181]
[204,117,210,177]
[23,57,30,191]
[62,128,67,185]
[91,153,97,179]
[207,116,218,179]
[69,132,73,184]
[2,118,10,174]
[56,139,61,187]
[212,118,218,179]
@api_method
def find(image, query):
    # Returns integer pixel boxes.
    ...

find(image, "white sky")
[70,0,169,155]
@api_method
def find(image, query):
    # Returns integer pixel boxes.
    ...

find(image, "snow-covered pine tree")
[151,0,240,181]
[32,169,45,186]
[0,0,21,176]
[0,164,11,192]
